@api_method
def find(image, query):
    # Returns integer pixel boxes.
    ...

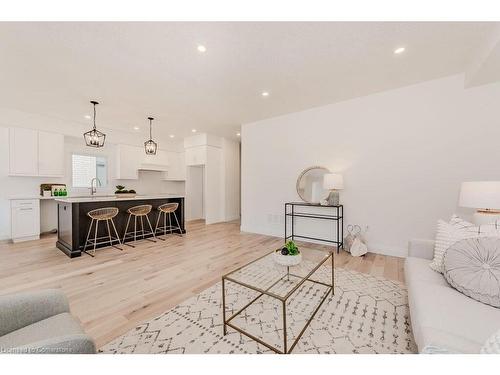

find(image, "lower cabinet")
[11,199,40,243]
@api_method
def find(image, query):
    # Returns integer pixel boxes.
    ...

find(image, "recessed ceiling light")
[394,47,406,55]
[197,45,206,53]
[236,133,241,137]
[84,115,91,119]
[261,91,270,97]
[133,126,140,131]
[169,134,175,138]
[192,129,197,133]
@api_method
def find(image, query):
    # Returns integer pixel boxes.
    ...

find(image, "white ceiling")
[0,22,497,141]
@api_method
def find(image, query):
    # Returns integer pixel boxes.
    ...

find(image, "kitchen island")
[55,194,185,258]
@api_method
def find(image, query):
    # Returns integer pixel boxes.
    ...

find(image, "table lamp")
[459,181,500,224]
[323,173,344,206]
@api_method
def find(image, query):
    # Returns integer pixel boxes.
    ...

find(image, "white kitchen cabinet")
[116,144,141,179]
[9,128,65,177]
[142,149,169,169]
[163,151,186,180]
[11,199,40,243]
[185,146,207,166]
[9,128,38,176]
[38,131,65,177]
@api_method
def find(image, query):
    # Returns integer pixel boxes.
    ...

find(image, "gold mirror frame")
[296,166,331,203]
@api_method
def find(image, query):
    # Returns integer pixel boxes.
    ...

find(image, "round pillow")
[443,237,500,308]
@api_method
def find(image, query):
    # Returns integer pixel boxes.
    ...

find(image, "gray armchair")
[0,289,95,354]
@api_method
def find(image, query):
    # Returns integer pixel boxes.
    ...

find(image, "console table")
[285,202,343,253]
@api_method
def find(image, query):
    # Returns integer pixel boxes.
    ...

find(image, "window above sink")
[71,154,108,188]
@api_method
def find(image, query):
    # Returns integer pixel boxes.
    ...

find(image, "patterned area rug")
[101,267,417,354]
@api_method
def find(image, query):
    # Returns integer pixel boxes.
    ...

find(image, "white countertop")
[54,194,184,203]
[9,196,56,200]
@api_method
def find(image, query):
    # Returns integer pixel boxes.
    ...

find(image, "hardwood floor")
[0,220,405,348]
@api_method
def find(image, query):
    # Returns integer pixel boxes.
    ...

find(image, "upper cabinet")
[115,144,170,179]
[185,146,207,166]
[142,149,169,170]
[163,151,186,180]
[9,128,64,177]
[115,144,141,179]
[38,131,65,177]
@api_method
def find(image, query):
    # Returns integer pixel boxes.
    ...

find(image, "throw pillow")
[429,215,500,273]
[443,237,500,308]
[480,329,500,354]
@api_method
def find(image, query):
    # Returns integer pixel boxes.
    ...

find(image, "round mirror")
[296,166,331,203]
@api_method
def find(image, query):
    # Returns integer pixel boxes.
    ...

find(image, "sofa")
[0,289,95,354]
[405,239,500,353]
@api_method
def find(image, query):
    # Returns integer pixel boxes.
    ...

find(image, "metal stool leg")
[145,214,157,242]
[173,211,182,236]
[154,211,165,241]
[134,215,137,243]
[164,211,167,236]
[83,218,95,253]
[92,220,99,256]
[110,218,123,250]
[123,213,135,248]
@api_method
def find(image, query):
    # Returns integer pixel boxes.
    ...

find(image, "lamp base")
[326,190,340,206]
[473,210,500,225]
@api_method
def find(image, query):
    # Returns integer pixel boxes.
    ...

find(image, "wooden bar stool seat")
[83,207,122,257]
[122,204,156,247]
[154,202,182,240]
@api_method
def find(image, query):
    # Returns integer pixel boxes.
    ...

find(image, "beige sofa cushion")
[444,237,500,308]
[405,256,500,353]
[0,312,84,349]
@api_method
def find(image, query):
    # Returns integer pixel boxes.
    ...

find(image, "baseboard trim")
[240,225,407,258]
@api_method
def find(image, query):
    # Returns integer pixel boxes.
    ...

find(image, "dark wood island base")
[56,196,185,258]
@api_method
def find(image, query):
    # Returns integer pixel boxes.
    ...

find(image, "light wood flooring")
[0,220,405,348]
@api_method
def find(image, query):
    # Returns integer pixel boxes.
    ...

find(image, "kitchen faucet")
[90,177,101,196]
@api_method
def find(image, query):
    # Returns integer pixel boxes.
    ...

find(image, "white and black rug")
[101,268,417,354]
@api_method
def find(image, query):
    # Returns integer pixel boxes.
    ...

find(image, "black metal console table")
[285,202,343,253]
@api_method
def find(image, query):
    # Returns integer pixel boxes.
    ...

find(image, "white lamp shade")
[323,173,344,190]
[459,181,500,209]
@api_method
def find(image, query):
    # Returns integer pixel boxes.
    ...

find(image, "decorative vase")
[326,190,340,206]
[273,251,302,266]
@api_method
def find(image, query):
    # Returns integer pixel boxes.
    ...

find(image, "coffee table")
[221,247,334,354]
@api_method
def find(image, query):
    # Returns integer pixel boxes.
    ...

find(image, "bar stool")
[154,202,182,240]
[83,207,122,257]
[122,204,156,247]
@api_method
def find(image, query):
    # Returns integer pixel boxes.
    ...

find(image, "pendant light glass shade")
[84,101,106,148]
[144,117,158,155]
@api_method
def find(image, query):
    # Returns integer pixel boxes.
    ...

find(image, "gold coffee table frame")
[222,248,334,354]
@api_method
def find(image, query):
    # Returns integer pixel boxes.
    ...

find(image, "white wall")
[241,74,500,257]
[0,108,184,241]
[204,145,223,224]
[222,139,241,221]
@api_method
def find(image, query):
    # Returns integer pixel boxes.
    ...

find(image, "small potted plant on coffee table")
[274,240,302,266]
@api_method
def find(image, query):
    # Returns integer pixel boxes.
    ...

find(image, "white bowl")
[273,251,302,266]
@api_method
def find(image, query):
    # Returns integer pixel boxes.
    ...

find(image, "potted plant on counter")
[114,185,137,198]
[274,240,302,266]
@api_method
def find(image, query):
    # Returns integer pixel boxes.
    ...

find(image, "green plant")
[285,240,299,256]
[115,185,129,194]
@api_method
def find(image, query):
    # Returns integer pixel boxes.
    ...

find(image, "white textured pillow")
[480,329,500,354]
[429,215,500,274]
[443,237,500,308]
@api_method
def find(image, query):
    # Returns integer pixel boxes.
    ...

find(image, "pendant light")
[83,100,106,148]
[144,117,158,155]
